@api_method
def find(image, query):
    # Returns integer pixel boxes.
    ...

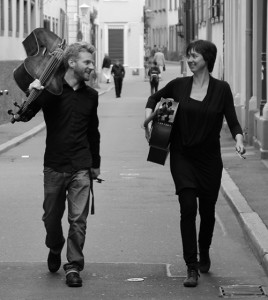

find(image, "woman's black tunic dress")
[146,76,243,198]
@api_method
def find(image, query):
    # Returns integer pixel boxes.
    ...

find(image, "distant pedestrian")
[148,60,161,95]
[111,59,125,98]
[144,39,246,288]
[151,45,158,57]
[102,53,112,83]
[154,48,166,76]
[144,46,151,80]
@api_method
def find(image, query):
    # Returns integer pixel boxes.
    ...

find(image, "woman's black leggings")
[178,188,217,266]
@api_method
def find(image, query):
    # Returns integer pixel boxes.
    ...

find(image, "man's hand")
[29,79,44,92]
[91,168,100,180]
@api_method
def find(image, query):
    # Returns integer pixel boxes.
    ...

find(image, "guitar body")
[147,98,179,165]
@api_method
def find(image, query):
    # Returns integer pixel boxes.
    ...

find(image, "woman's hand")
[144,125,151,142]
[235,134,246,156]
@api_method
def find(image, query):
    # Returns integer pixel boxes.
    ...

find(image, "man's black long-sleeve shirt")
[28,80,101,172]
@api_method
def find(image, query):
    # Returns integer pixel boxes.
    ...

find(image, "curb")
[221,169,268,276]
[0,122,46,155]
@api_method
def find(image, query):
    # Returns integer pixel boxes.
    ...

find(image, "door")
[108,28,124,64]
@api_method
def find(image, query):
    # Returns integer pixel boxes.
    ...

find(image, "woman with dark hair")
[143,40,245,287]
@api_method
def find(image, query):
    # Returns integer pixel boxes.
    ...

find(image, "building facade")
[224,0,268,158]
[145,0,181,61]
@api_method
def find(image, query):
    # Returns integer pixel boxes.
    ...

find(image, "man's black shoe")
[66,271,83,287]
[199,251,211,273]
[47,250,61,273]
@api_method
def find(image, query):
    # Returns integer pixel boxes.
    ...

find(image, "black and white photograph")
[0,0,268,299]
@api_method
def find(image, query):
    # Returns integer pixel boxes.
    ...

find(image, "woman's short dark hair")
[186,40,217,73]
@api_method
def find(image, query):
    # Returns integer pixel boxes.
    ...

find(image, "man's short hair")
[63,42,95,69]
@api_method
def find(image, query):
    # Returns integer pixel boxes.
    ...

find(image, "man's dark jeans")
[42,167,91,271]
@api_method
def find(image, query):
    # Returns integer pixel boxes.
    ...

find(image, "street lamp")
[75,3,91,42]
[79,3,90,17]
[176,20,184,38]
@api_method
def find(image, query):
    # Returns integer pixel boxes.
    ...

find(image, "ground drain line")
[219,284,268,298]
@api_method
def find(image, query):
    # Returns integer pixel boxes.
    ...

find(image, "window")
[209,0,223,23]
[194,0,198,24]
[8,0,12,35]
[52,17,55,32]
[30,0,35,32]
[16,0,20,36]
[0,0,4,35]
[194,0,206,26]
[55,18,58,35]
[60,8,66,38]
[108,28,124,64]
[44,18,50,30]
[24,0,28,36]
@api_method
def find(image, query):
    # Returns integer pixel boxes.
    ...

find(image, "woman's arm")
[223,82,246,155]
[143,108,153,141]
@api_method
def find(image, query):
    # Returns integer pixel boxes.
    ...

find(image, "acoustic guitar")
[144,98,179,165]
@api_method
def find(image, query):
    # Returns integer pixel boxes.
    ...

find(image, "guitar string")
[15,42,65,116]
[21,56,61,113]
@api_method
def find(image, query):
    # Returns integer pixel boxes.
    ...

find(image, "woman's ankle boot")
[199,250,211,273]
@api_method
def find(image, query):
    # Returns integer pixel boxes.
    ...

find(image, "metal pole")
[260,0,267,115]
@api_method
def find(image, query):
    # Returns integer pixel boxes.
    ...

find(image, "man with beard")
[15,42,101,288]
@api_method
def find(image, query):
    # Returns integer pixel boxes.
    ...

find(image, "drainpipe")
[244,0,253,142]
[40,0,44,27]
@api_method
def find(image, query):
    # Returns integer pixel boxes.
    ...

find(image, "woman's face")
[187,49,207,73]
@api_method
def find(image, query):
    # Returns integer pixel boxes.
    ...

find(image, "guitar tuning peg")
[0,90,9,95]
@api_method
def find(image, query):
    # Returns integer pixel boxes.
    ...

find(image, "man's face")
[73,51,95,81]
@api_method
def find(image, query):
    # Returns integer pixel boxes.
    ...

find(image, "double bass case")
[13,28,65,95]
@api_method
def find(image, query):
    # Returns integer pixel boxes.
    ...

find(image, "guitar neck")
[20,88,43,114]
